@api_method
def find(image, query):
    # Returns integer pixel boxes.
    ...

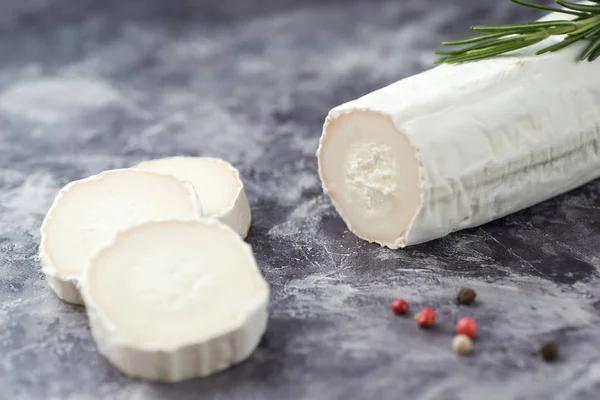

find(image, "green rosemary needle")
[436,0,600,64]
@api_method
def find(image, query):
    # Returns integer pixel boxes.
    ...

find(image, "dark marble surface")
[1,0,599,399]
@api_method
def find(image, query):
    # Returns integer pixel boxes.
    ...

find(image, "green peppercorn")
[457,288,477,305]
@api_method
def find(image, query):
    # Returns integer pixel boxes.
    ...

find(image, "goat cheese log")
[81,219,269,382]
[40,169,202,304]
[317,10,600,249]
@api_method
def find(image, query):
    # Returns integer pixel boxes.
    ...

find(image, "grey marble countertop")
[2,0,599,399]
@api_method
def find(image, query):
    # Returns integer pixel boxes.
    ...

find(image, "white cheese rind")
[135,157,252,238]
[317,11,600,248]
[81,219,269,382]
[39,169,203,304]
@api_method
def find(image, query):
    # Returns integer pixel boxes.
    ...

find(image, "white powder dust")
[0,170,58,235]
[0,77,121,124]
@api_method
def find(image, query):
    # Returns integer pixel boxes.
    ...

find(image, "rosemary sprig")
[436,0,600,64]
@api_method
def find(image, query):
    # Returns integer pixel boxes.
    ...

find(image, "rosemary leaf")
[536,32,588,55]
[444,39,542,64]
[442,31,518,46]
[584,24,600,38]
[436,0,600,64]
[471,20,576,32]
[589,42,600,60]
[511,0,584,16]
[567,17,600,36]
[440,35,530,56]
[555,0,600,13]
[581,35,600,60]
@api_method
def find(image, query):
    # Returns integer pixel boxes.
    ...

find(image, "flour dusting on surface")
[2,0,600,399]
[0,78,121,124]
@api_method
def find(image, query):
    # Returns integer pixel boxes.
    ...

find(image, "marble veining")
[1,0,598,399]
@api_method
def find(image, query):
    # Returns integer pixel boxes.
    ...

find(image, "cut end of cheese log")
[135,157,252,238]
[39,169,203,304]
[81,219,269,382]
[318,11,600,249]
[318,110,422,249]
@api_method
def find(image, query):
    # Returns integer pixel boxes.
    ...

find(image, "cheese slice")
[317,10,600,249]
[39,169,202,304]
[135,157,252,238]
[81,219,269,382]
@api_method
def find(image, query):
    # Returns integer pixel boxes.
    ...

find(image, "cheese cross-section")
[135,157,252,238]
[317,10,600,249]
[81,219,269,382]
[39,169,202,304]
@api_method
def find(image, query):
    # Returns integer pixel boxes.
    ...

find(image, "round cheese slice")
[135,157,252,238]
[39,169,202,304]
[81,219,269,382]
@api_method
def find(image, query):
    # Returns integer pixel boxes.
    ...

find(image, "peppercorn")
[457,288,477,305]
[456,317,478,338]
[537,340,558,362]
[391,299,409,315]
[452,334,473,355]
[415,307,437,328]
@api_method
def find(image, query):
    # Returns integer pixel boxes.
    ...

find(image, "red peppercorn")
[415,307,437,328]
[456,317,478,338]
[391,299,409,315]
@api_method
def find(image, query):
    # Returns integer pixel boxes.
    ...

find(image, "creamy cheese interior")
[86,220,268,348]
[136,157,241,218]
[319,111,421,246]
[43,170,200,276]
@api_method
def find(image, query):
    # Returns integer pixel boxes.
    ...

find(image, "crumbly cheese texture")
[39,169,202,304]
[81,219,269,382]
[317,11,600,249]
[135,157,252,238]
